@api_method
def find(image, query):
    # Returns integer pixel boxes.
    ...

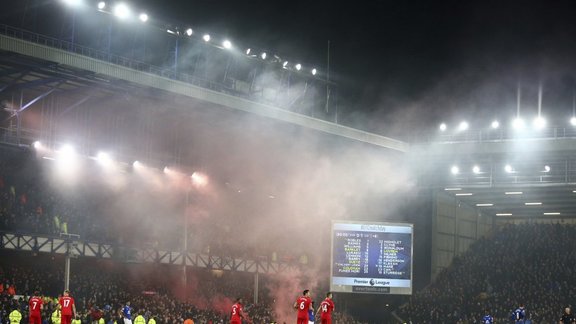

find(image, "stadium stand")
[397,222,576,323]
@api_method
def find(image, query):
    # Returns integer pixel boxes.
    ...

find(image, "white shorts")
[309,321,314,324]
[123,319,132,324]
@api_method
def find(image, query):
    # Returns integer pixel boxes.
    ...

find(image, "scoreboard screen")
[330,221,413,295]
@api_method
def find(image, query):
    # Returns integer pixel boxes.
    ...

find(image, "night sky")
[136,0,576,135]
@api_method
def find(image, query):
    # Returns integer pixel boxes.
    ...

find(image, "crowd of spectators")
[397,222,576,323]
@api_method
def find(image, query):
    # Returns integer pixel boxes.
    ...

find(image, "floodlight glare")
[491,120,500,129]
[458,121,469,131]
[96,152,112,165]
[295,63,302,71]
[185,28,193,36]
[282,61,289,68]
[246,48,251,55]
[504,164,513,173]
[311,68,317,75]
[439,123,447,132]
[450,166,459,175]
[533,116,546,130]
[261,52,267,60]
[97,1,106,9]
[570,116,576,126]
[139,13,148,22]
[33,141,42,149]
[62,0,82,6]
[203,34,210,42]
[472,165,480,174]
[543,165,551,172]
[191,172,208,187]
[222,40,232,49]
[113,3,130,19]
[512,117,525,130]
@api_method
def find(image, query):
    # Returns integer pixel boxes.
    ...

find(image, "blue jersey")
[123,305,132,320]
[308,309,315,321]
[513,307,526,321]
[482,315,493,323]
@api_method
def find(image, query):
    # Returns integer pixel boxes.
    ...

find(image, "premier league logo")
[369,279,375,286]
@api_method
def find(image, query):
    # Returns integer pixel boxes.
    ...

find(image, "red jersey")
[230,302,243,322]
[295,296,312,319]
[320,298,335,318]
[59,296,75,315]
[29,296,43,315]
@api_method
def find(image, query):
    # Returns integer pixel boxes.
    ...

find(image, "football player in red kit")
[317,292,335,324]
[230,297,244,324]
[28,291,43,324]
[293,290,313,324]
[58,290,76,324]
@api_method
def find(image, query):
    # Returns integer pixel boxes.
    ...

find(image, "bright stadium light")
[491,120,500,129]
[512,117,525,130]
[504,164,514,173]
[571,116,576,126]
[472,165,480,174]
[203,34,211,42]
[439,123,447,132]
[450,166,459,175]
[97,1,106,10]
[113,3,130,19]
[458,121,469,131]
[261,52,267,60]
[282,61,289,68]
[139,13,148,22]
[222,40,232,49]
[191,172,208,187]
[543,165,551,172]
[133,161,141,168]
[185,28,193,36]
[295,63,302,71]
[533,116,546,130]
[246,48,251,55]
[33,141,42,149]
[311,68,317,75]
[96,152,112,166]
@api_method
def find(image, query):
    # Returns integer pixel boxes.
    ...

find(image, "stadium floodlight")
[282,61,289,68]
[133,161,141,168]
[571,116,576,126]
[504,164,513,173]
[472,165,480,174]
[455,193,473,196]
[525,202,542,206]
[246,48,251,55]
[261,52,267,60]
[476,203,494,207]
[139,13,148,22]
[458,121,469,131]
[505,191,523,195]
[533,116,546,130]
[97,1,106,10]
[491,120,500,129]
[113,3,130,19]
[163,166,169,173]
[544,212,561,215]
[203,34,211,42]
[295,63,302,71]
[496,213,512,216]
[450,165,459,175]
[311,68,317,75]
[62,0,82,6]
[543,165,551,172]
[96,152,112,166]
[191,172,208,187]
[444,188,462,191]
[222,40,232,49]
[185,28,193,36]
[33,141,42,149]
[439,123,447,132]
[512,117,525,130]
